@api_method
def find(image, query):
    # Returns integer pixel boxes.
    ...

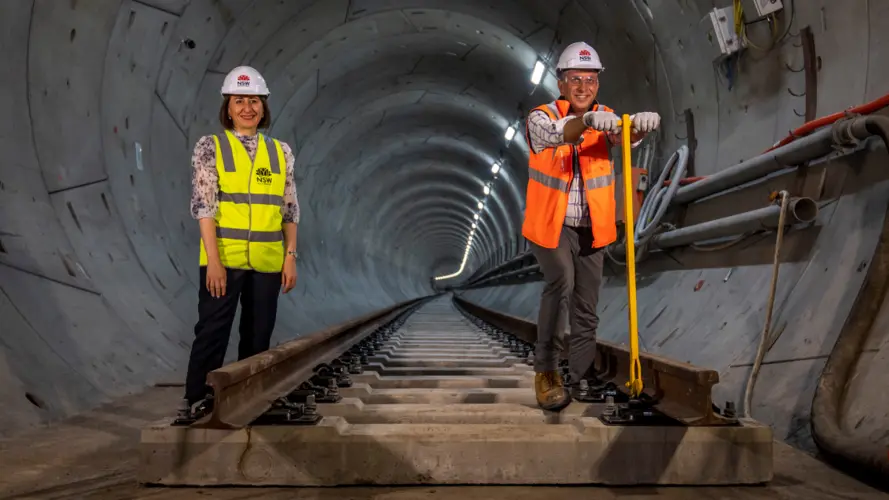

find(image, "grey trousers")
[529,225,605,385]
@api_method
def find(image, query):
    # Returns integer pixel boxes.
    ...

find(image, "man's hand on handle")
[628,112,660,134]
[581,110,661,137]
[281,255,297,294]
[582,111,621,134]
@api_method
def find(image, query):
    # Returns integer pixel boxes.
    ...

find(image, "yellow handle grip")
[620,114,644,398]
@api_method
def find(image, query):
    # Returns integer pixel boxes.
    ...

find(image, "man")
[523,42,660,412]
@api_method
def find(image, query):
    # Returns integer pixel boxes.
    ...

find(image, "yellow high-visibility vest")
[199,129,286,273]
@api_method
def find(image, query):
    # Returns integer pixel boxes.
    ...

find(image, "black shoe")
[173,394,214,424]
[191,395,214,417]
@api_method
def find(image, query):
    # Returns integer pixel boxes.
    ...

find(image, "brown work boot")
[534,371,571,412]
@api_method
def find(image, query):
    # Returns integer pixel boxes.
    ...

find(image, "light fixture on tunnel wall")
[491,163,501,174]
[530,60,545,85]
[504,126,516,142]
[432,211,480,282]
[434,177,493,281]
[134,142,144,171]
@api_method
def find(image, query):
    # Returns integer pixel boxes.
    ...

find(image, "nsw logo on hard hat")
[237,74,251,87]
[578,49,592,62]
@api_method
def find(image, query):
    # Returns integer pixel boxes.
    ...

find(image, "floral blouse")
[190,130,300,223]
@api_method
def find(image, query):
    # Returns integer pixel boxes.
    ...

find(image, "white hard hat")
[556,42,604,72]
[220,66,270,96]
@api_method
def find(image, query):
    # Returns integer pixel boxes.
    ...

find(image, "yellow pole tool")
[618,114,644,398]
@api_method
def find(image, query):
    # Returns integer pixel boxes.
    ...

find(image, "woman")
[182,65,300,417]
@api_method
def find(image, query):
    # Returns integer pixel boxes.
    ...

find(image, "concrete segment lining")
[1,0,888,492]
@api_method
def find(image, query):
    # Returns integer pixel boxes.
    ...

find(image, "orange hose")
[660,92,889,188]
[662,176,706,187]
[765,92,889,153]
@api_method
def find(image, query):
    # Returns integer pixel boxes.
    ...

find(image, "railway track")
[139,295,772,486]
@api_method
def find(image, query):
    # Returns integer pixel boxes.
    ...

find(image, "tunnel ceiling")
[155,0,658,281]
[8,0,671,303]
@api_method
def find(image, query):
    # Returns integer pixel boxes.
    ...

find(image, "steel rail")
[195,296,431,429]
[454,295,735,426]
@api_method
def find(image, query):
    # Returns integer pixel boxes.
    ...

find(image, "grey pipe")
[636,145,689,243]
[649,197,819,250]
[672,117,884,205]
[672,126,837,205]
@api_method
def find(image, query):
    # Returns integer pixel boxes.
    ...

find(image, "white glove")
[629,112,660,134]
[582,111,621,134]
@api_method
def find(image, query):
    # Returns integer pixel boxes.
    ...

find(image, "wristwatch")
[286,250,298,259]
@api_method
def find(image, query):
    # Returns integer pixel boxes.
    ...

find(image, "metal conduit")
[671,117,879,206]
[649,197,819,250]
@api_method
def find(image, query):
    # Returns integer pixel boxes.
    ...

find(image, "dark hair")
[219,95,271,130]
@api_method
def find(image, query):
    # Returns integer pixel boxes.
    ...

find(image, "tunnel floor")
[0,299,884,498]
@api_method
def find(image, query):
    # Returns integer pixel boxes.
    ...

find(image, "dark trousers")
[529,225,605,385]
[184,266,281,404]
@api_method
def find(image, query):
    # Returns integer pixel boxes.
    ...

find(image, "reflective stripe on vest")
[216,227,284,243]
[528,168,569,191]
[198,130,286,273]
[521,99,618,249]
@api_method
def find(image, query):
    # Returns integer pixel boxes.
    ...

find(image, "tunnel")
[2,0,889,496]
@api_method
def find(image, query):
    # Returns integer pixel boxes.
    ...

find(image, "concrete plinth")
[365,356,520,368]
[338,384,538,405]
[350,372,528,388]
[362,364,530,377]
[138,416,773,486]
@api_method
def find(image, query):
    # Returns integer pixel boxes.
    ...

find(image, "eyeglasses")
[565,76,599,86]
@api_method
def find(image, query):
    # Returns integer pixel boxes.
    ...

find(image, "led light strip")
[434,162,501,281]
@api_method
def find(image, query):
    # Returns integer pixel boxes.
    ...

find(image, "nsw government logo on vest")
[255,167,272,186]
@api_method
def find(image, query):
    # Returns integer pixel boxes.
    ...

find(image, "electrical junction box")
[709,6,743,57]
[742,0,783,18]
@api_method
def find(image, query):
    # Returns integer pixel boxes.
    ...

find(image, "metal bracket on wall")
[684,108,697,177]
[789,27,819,193]
[801,26,818,122]
[787,26,818,119]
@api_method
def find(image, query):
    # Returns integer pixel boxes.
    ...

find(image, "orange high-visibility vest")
[522,99,617,249]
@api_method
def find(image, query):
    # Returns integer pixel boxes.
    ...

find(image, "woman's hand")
[206,261,226,298]
[282,255,297,293]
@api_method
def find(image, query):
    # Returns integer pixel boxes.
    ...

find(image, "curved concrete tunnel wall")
[0,0,557,434]
[460,0,889,459]
[0,0,887,469]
